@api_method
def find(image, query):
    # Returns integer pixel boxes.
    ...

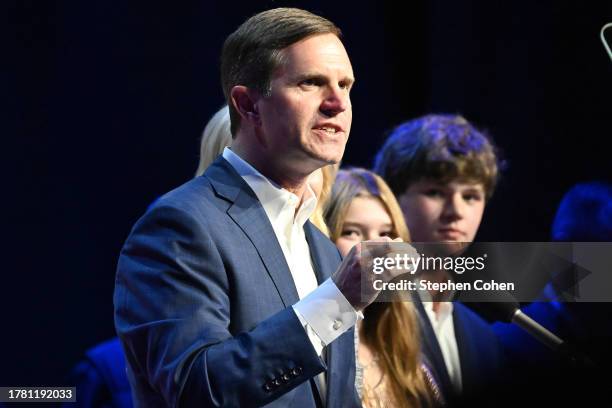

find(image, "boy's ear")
[230,86,261,126]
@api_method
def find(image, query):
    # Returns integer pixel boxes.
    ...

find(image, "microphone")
[513,308,595,367]
[451,263,592,366]
[510,308,563,351]
[465,292,595,368]
[430,241,595,366]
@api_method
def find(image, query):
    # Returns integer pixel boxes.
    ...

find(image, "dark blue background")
[4,0,611,386]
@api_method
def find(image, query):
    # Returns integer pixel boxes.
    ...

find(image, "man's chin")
[305,150,342,166]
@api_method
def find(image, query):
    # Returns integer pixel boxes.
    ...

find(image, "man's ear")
[230,85,261,126]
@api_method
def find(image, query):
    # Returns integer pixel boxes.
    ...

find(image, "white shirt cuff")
[292,278,359,348]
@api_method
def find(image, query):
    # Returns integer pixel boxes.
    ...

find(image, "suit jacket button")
[263,382,273,392]
[273,378,281,387]
[281,373,291,382]
[291,366,303,377]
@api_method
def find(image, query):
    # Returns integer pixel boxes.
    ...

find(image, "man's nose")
[320,86,350,117]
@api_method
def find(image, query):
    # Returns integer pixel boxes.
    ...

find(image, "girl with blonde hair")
[325,168,443,407]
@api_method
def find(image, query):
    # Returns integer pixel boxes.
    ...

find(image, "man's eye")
[339,81,352,91]
[300,78,319,87]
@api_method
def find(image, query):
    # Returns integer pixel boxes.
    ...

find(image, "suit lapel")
[304,222,333,284]
[412,294,455,398]
[453,305,475,395]
[206,158,300,307]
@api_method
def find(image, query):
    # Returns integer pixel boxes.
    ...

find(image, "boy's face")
[398,179,486,243]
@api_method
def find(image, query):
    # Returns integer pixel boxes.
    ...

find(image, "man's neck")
[231,145,310,199]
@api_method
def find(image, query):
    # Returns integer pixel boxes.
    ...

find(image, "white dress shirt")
[418,290,463,392]
[222,148,359,355]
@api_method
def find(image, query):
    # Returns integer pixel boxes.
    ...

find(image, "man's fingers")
[362,238,410,260]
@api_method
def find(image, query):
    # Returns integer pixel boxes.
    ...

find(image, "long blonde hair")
[324,168,430,407]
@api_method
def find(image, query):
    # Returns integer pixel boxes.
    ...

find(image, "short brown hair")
[373,114,501,200]
[220,8,341,136]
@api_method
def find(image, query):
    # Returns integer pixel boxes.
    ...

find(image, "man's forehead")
[275,33,353,76]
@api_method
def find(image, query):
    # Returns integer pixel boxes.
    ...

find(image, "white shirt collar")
[417,288,454,322]
[222,147,317,235]
[417,286,462,392]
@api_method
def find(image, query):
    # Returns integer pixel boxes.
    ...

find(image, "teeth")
[319,126,336,133]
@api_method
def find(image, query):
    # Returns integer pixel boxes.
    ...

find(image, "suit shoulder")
[454,302,496,337]
[122,177,226,245]
[152,176,218,212]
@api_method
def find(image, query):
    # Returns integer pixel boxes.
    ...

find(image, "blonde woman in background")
[325,168,443,407]
[195,105,334,236]
[307,165,336,236]
[195,105,232,177]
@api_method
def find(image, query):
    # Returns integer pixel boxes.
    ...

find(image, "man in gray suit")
[114,8,403,407]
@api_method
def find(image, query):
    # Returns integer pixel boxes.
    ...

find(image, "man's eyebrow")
[293,73,327,83]
[292,73,356,86]
[463,186,485,193]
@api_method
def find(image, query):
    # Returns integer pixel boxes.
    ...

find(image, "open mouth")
[313,123,343,136]
[316,126,339,135]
